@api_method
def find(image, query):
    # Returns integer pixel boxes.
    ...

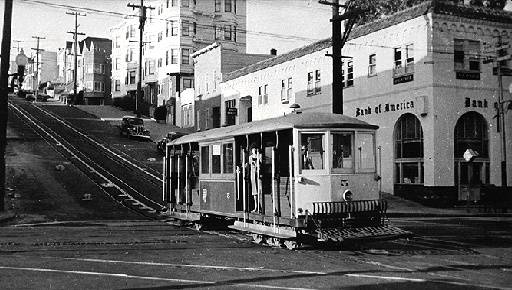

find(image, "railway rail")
[8,101,166,219]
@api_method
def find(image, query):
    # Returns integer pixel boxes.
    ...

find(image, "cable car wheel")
[251,234,266,244]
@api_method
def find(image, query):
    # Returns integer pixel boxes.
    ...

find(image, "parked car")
[37,93,50,102]
[118,116,151,140]
[156,131,187,154]
[25,93,35,101]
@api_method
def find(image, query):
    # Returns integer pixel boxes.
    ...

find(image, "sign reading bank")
[355,100,415,118]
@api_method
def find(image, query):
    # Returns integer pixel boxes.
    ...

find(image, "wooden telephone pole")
[0,0,13,212]
[66,11,86,103]
[31,36,45,99]
[319,0,361,115]
[128,0,154,117]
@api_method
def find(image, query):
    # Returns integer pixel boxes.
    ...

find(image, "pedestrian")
[249,146,261,212]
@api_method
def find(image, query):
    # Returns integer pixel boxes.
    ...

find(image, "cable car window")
[201,146,209,174]
[357,133,375,171]
[301,133,325,170]
[212,144,221,174]
[332,133,353,169]
[223,143,233,174]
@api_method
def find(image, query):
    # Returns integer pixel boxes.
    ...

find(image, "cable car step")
[316,225,412,242]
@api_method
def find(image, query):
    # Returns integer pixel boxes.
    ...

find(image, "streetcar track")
[32,104,162,182]
[8,102,166,219]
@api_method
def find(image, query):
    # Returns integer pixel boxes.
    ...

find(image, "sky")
[0,0,332,59]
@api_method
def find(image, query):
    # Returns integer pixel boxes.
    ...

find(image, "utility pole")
[319,0,361,115]
[128,0,154,117]
[66,11,86,104]
[0,0,14,212]
[31,36,45,100]
[495,36,509,187]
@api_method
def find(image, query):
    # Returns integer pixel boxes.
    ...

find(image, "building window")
[233,0,237,13]
[368,53,376,76]
[233,26,237,42]
[181,104,193,127]
[307,72,314,95]
[158,58,162,68]
[158,32,162,42]
[170,21,178,36]
[393,44,414,82]
[115,80,120,91]
[307,70,321,95]
[342,60,353,88]
[93,81,104,92]
[193,22,197,35]
[287,77,293,101]
[115,35,120,48]
[301,133,325,170]
[224,25,232,40]
[263,84,268,104]
[394,113,424,184]
[115,58,120,70]
[281,80,286,103]
[332,133,353,170]
[181,48,190,65]
[166,0,169,8]
[215,0,221,12]
[454,39,480,74]
[258,86,262,105]
[225,0,232,12]
[165,50,169,65]
[181,0,189,7]
[172,0,177,6]
[183,78,193,89]
[182,20,190,36]
[94,64,105,74]
[129,70,136,84]
[171,49,178,64]
[126,48,134,62]
[315,69,321,93]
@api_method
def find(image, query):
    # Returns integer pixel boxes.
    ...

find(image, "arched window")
[454,112,488,158]
[454,112,489,186]
[394,113,424,184]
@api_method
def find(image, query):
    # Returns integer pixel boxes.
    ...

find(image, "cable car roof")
[170,112,378,145]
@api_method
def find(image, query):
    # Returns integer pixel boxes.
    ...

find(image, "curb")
[0,212,16,224]
[387,212,512,218]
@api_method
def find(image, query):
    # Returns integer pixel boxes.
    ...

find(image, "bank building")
[188,1,512,205]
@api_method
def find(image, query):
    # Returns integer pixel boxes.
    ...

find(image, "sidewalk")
[75,105,188,142]
[384,192,512,217]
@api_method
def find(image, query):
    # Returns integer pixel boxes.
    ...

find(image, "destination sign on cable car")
[226,107,238,115]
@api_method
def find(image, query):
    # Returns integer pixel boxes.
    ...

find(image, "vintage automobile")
[119,116,151,139]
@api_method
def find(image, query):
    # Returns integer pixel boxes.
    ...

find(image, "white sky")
[1,0,511,58]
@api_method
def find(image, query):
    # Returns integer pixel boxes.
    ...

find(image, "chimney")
[270,48,277,56]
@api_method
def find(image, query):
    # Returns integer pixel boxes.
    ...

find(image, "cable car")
[163,112,410,249]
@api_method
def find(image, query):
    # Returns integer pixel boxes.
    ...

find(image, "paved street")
[0,217,511,289]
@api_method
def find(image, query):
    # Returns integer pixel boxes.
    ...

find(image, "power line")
[66,11,86,100]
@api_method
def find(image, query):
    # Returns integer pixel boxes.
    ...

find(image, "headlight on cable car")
[343,190,353,201]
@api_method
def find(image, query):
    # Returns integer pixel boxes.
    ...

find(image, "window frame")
[368,53,377,76]
[394,113,424,185]
[299,131,327,174]
[199,140,235,178]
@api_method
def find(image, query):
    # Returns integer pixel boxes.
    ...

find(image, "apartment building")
[110,0,247,122]
[57,37,112,105]
[218,1,512,204]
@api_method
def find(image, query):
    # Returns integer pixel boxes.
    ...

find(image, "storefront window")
[332,133,353,169]
[394,114,424,184]
[301,133,324,170]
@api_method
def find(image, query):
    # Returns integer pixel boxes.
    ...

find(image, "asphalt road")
[0,217,511,289]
